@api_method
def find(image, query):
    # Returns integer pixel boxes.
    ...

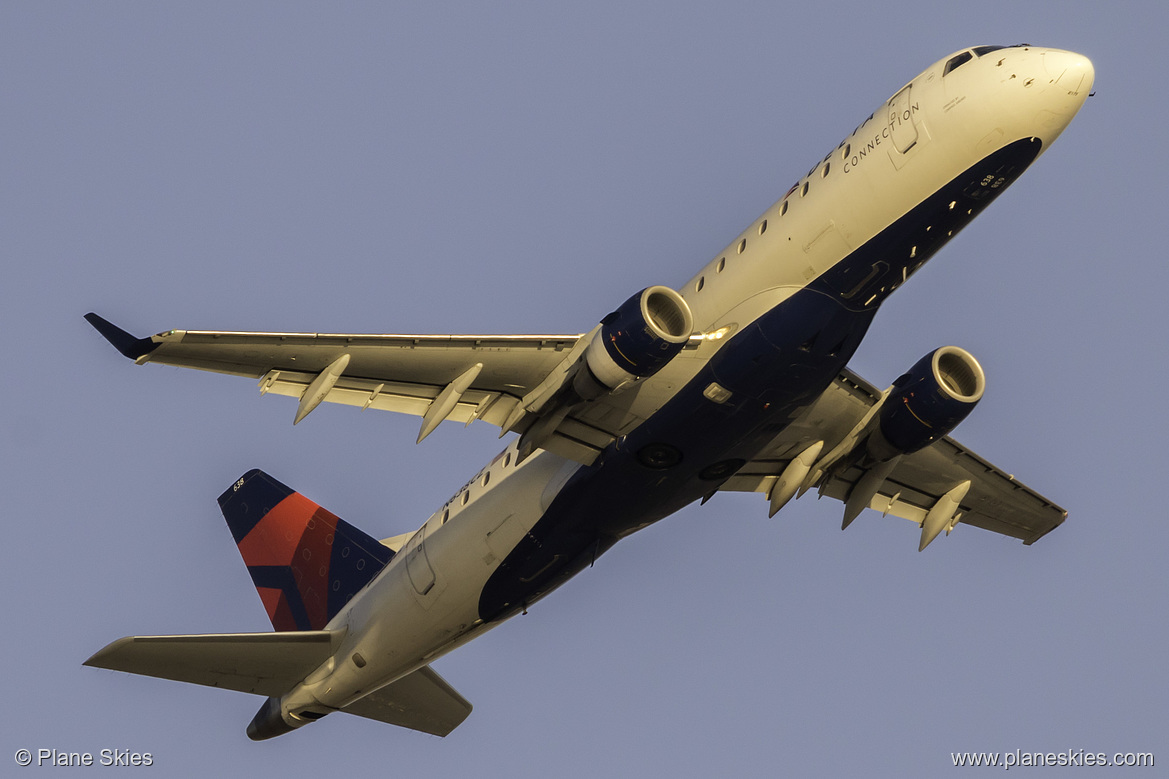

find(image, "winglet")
[84,313,159,360]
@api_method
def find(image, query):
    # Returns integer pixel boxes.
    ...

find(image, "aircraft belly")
[478,288,877,621]
[304,136,1051,713]
[477,136,1046,621]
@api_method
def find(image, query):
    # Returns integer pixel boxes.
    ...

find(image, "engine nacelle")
[869,346,986,459]
[572,285,694,400]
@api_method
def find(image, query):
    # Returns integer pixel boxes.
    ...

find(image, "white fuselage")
[281,46,1093,720]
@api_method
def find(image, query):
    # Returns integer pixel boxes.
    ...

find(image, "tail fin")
[218,470,394,631]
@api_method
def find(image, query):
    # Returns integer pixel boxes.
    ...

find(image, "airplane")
[84,45,1093,740]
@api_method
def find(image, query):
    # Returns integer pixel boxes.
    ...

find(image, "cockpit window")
[944,51,973,75]
[972,45,1006,57]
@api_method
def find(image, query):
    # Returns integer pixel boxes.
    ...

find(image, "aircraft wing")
[85,314,628,464]
[722,368,1067,547]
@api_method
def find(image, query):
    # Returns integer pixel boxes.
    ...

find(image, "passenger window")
[944,51,973,76]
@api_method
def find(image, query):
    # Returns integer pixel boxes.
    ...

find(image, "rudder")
[219,470,394,631]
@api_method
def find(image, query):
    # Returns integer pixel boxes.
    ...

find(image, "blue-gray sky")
[3,2,1165,776]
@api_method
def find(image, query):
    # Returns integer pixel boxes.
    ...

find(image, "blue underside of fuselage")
[477,137,1042,621]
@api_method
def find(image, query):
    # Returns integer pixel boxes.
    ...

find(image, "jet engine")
[572,286,694,400]
[868,346,985,459]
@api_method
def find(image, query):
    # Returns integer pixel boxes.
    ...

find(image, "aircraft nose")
[1042,49,1095,104]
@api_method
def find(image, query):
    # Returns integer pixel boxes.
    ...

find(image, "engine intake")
[573,286,693,399]
[870,346,985,458]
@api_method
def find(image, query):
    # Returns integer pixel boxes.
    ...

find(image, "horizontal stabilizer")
[84,631,341,698]
[342,665,473,737]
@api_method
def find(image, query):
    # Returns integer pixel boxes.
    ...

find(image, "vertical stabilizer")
[218,470,393,631]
